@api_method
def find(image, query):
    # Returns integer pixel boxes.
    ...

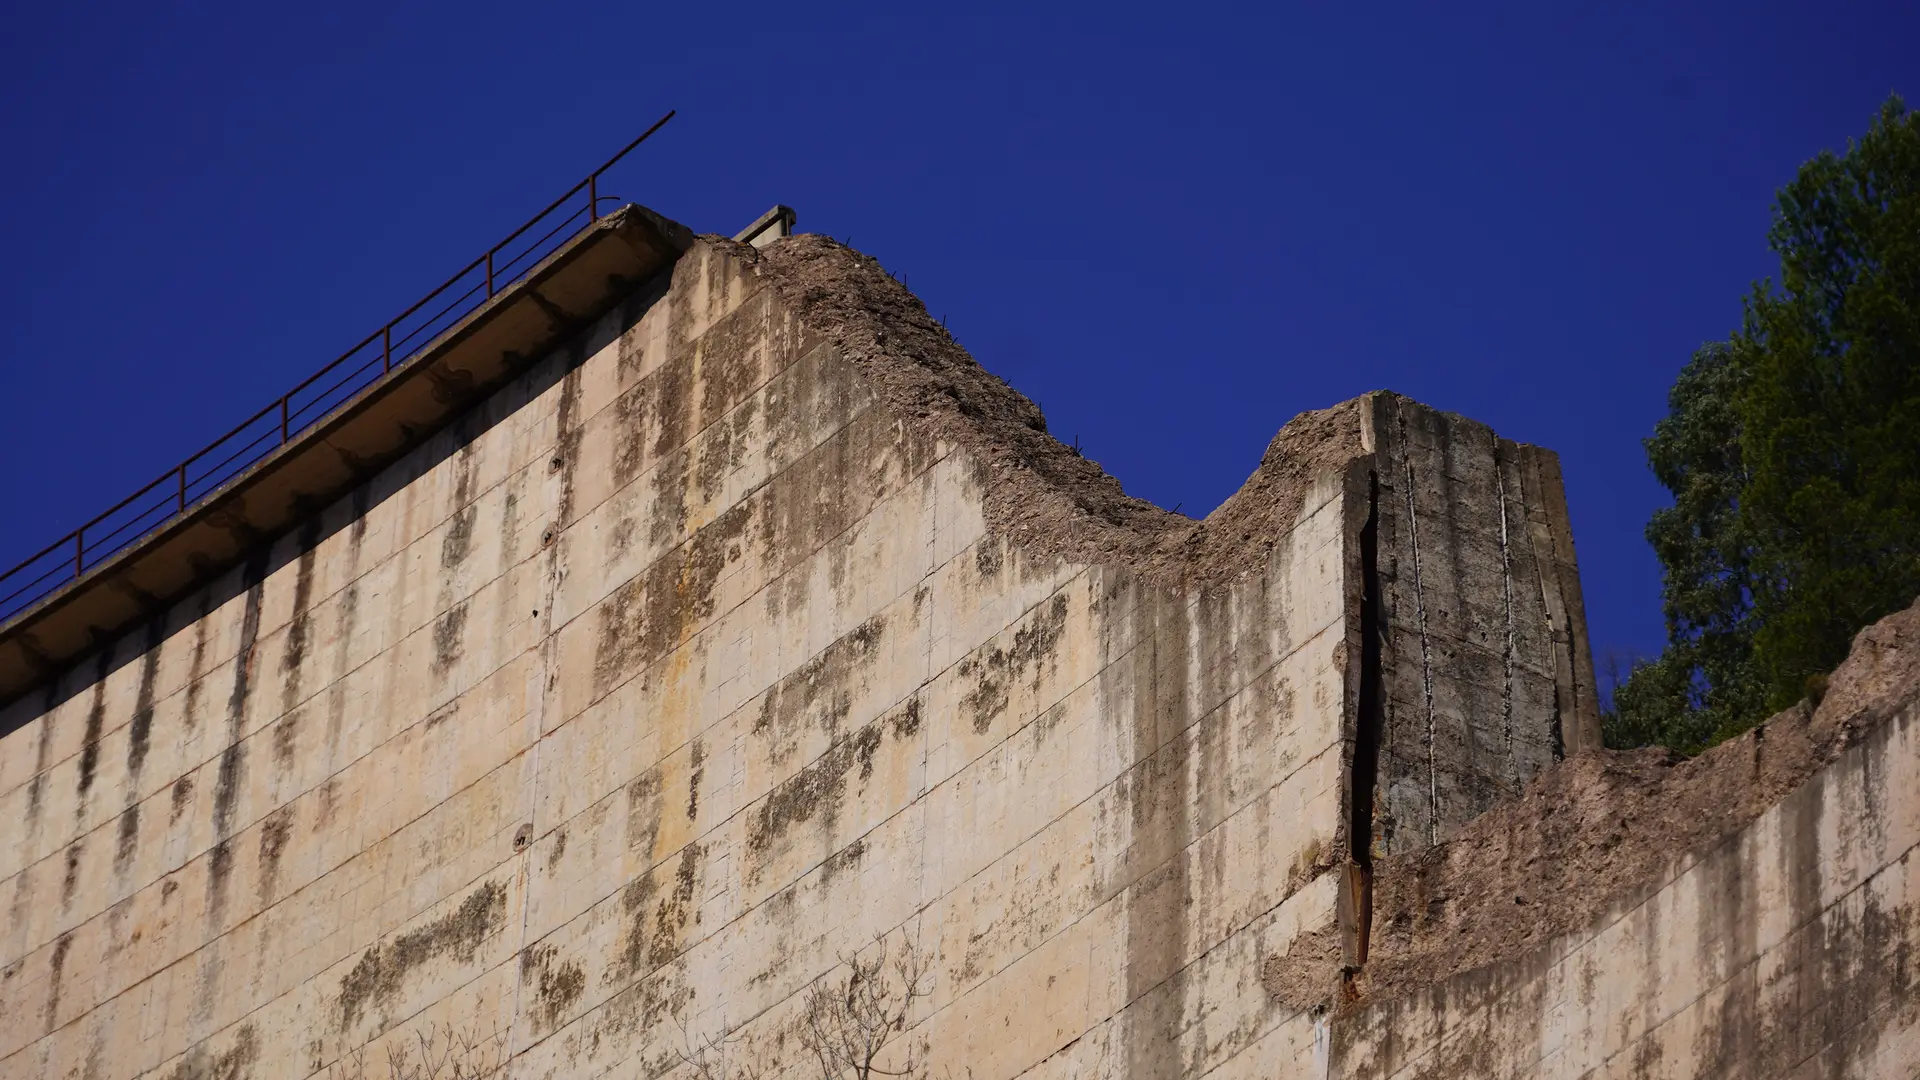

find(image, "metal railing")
[0,110,676,627]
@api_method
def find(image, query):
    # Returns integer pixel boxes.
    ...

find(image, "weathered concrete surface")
[1330,678,1920,1078]
[0,218,1589,1080]
[1366,394,1601,857]
[0,205,692,709]
[1324,597,1920,1079]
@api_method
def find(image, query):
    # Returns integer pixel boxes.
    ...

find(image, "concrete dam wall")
[0,208,1910,1080]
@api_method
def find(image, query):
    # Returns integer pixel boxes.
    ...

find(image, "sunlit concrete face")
[0,228,1674,1080]
[1331,701,1920,1079]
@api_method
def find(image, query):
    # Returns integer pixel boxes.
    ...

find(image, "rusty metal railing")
[0,110,676,627]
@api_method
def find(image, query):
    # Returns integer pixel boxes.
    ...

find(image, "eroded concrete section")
[0,224,1614,1080]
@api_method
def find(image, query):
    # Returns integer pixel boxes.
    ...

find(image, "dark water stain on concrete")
[207,841,233,924]
[80,1020,106,1080]
[611,844,706,987]
[127,619,165,783]
[1117,583,1196,1080]
[170,775,195,824]
[213,553,271,842]
[747,722,884,872]
[45,931,72,1034]
[651,844,703,966]
[686,738,706,824]
[324,587,359,764]
[440,442,480,572]
[257,806,295,905]
[752,615,886,767]
[207,556,268,930]
[975,537,1004,579]
[957,594,1069,736]
[551,356,587,528]
[610,363,660,495]
[24,686,56,831]
[431,602,469,681]
[626,769,663,860]
[181,608,211,738]
[608,873,660,988]
[521,941,587,1036]
[114,804,140,878]
[648,449,691,553]
[271,710,301,781]
[315,779,340,831]
[280,518,324,714]
[76,657,109,806]
[5,875,32,964]
[163,1023,258,1080]
[546,826,569,872]
[891,696,923,741]
[61,840,83,909]
[615,313,649,388]
[821,836,868,888]
[335,878,508,1030]
[592,503,752,697]
[585,957,694,1067]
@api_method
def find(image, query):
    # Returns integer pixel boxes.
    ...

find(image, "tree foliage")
[1609,96,1920,752]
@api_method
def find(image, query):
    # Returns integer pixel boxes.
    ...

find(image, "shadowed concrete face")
[9,212,1874,1080]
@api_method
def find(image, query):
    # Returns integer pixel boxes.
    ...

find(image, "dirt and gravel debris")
[725,232,1372,587]
[1346,593,1920,1009]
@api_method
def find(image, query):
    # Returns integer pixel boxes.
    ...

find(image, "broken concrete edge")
[0,204,694,712]
[739,230,1586,596]
[0,210,1629,1052]
[727,225,1900,1036]
[6,215,1593,875]
[1326,591,1920,1017]
[733,205,797,249]
[723,229,1616,976]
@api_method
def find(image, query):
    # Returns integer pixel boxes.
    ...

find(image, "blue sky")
[1,1,1914,672]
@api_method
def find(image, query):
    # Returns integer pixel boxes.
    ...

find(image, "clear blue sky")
[1,1,1914,675]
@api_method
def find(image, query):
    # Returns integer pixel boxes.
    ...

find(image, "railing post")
[178,466,187,512]
[280,397,290,444]
[589,174,597,222]
[384,324,392,373]
[487,250,495,297]
[74,531,83,576]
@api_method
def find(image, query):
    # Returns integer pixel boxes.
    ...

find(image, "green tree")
[1609,96,1920,752]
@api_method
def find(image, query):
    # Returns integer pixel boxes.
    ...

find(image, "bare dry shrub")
[682,933,942,1080]
[798,934,934,1080]
[327,1022,507,1080]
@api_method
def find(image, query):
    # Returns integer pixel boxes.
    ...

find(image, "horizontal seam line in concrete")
[0,287,792,812]
[0,329,825,957]
[22,357,1359,1060]
[521,425,944,854]
[21,414,963,1075]
[1395,749,1920,1080]
[1578,827,1920,1080]
[290,539,980,1078]
[543,397,893,729]
[998,868,1341,1080]
[494,507,1012,1063]
[504,596,1348,1071]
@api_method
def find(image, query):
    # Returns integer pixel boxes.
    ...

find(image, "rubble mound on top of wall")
[748,233,1372,587]
[1353,592,1920,1007]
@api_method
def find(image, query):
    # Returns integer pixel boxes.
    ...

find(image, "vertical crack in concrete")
[1401,456,1438,847]
[1344,473,1386,972]
[1493,436,1518,791]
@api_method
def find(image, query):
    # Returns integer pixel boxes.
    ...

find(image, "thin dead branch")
[326,1021,508,1080]
[799,933,935,1080]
